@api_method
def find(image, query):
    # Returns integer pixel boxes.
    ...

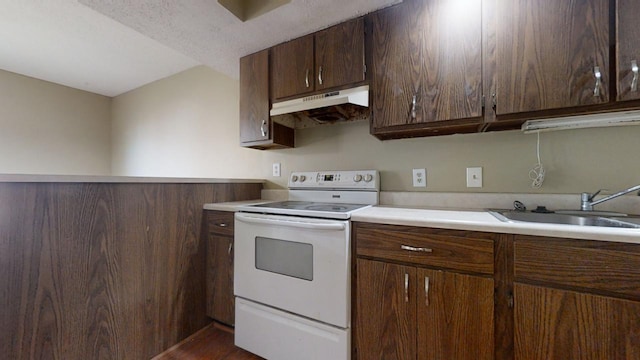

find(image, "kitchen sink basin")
[489,210,640,229]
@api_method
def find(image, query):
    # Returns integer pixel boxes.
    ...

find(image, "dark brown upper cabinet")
[271,17,365,100]
[369,0,483,139]
[617,0,640,102]
[494,0,610,115]
[239,49,293,149]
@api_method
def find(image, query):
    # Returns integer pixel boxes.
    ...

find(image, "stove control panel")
[288,170,379,190]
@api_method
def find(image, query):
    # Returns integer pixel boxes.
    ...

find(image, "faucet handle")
[588,189,606,201]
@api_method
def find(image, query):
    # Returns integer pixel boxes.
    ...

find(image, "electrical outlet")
[466,167,483,188]
[272,163,281,177]
[412,168,427,187]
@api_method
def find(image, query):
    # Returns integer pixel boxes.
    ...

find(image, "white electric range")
[233,170,379,360]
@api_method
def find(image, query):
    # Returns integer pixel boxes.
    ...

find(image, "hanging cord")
[529,131,545,188]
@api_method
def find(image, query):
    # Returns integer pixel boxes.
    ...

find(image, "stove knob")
[354,174,363,182]
[364,174,374,183]
[291,175,299,182]
[299,175,306,182]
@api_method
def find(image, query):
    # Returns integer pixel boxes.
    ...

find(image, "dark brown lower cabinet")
[354,222,495,360]
[514,283,640,360]
[356,259,417,359]
[205,210,236,326]
[513,235,640,360]
[356,259,494,360]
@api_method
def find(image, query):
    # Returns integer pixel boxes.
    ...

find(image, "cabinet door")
[206,234,235,326]
[355,259,416,360]
[617,0,640,101]
[419,0,482,123]
[370,0,424,129]
[315,18,365,91]
[495,0,609,114]
[514,283,640,360]
[239,50,270,144]
[271,35,314,100]
[417,269,494,360]
[371,0,482,131]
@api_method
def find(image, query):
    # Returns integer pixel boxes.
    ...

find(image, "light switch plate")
[272,163,281,177]
[466,167,482,188]
[412,168,427,187]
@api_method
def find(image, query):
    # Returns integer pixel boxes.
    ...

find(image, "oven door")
[234,212,350,328]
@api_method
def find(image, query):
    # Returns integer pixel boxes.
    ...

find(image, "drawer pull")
[401,245,433,253]
[424,277,430,306]
[217,223,228,227]
[404,273,409,303]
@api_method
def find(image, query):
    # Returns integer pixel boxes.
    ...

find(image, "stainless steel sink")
[489,210,640,229]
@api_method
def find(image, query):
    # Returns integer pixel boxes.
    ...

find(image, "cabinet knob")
[593,66,602,97]
[260,119,267,137]
[631,60,638,92]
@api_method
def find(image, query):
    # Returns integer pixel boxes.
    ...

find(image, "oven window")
[255,237,313,281]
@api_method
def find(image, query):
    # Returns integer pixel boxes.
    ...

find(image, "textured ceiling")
[0,0,400,97]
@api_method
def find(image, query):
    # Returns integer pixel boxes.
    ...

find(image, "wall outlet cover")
[466,167,483,188]
[412,168,427,187]
[272,163,281,177]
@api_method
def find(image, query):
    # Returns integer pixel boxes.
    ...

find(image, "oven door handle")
[235,213,346,231]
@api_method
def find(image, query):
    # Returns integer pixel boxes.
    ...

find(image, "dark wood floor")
[153,322,264,360]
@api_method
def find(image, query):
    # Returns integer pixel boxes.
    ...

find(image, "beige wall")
[0,69,111,175]
[9,64,637,195]
[262,120,640,193]
[111,66,264,178]
[111,65,640,194]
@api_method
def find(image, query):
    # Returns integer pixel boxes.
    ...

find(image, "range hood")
[270,85,369,121]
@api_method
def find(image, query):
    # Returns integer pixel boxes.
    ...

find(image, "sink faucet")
[581,184,640,211]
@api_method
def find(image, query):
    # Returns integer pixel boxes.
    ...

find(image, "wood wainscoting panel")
[0,182,261,359]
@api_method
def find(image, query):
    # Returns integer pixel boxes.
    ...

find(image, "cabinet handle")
[491,92,497,111]
[404,273,409,303]
[424,277,430,306]
[305,69,310,88]
[593,66,602,97]
[631,60,638,92]
[217,223,228,227]
[228,242,233,255]
[260,119,267,137]
[411,95,417,119]
[401,244,433,253]
[318,66,323,85]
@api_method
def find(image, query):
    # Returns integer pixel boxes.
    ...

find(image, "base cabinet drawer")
[355,222,495,274]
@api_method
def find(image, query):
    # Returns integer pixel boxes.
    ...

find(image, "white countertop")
[351,206,640,244]
[0,174,265,184]
[203,200,270,212]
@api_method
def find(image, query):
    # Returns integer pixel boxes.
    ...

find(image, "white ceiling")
[0,0,400,97]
